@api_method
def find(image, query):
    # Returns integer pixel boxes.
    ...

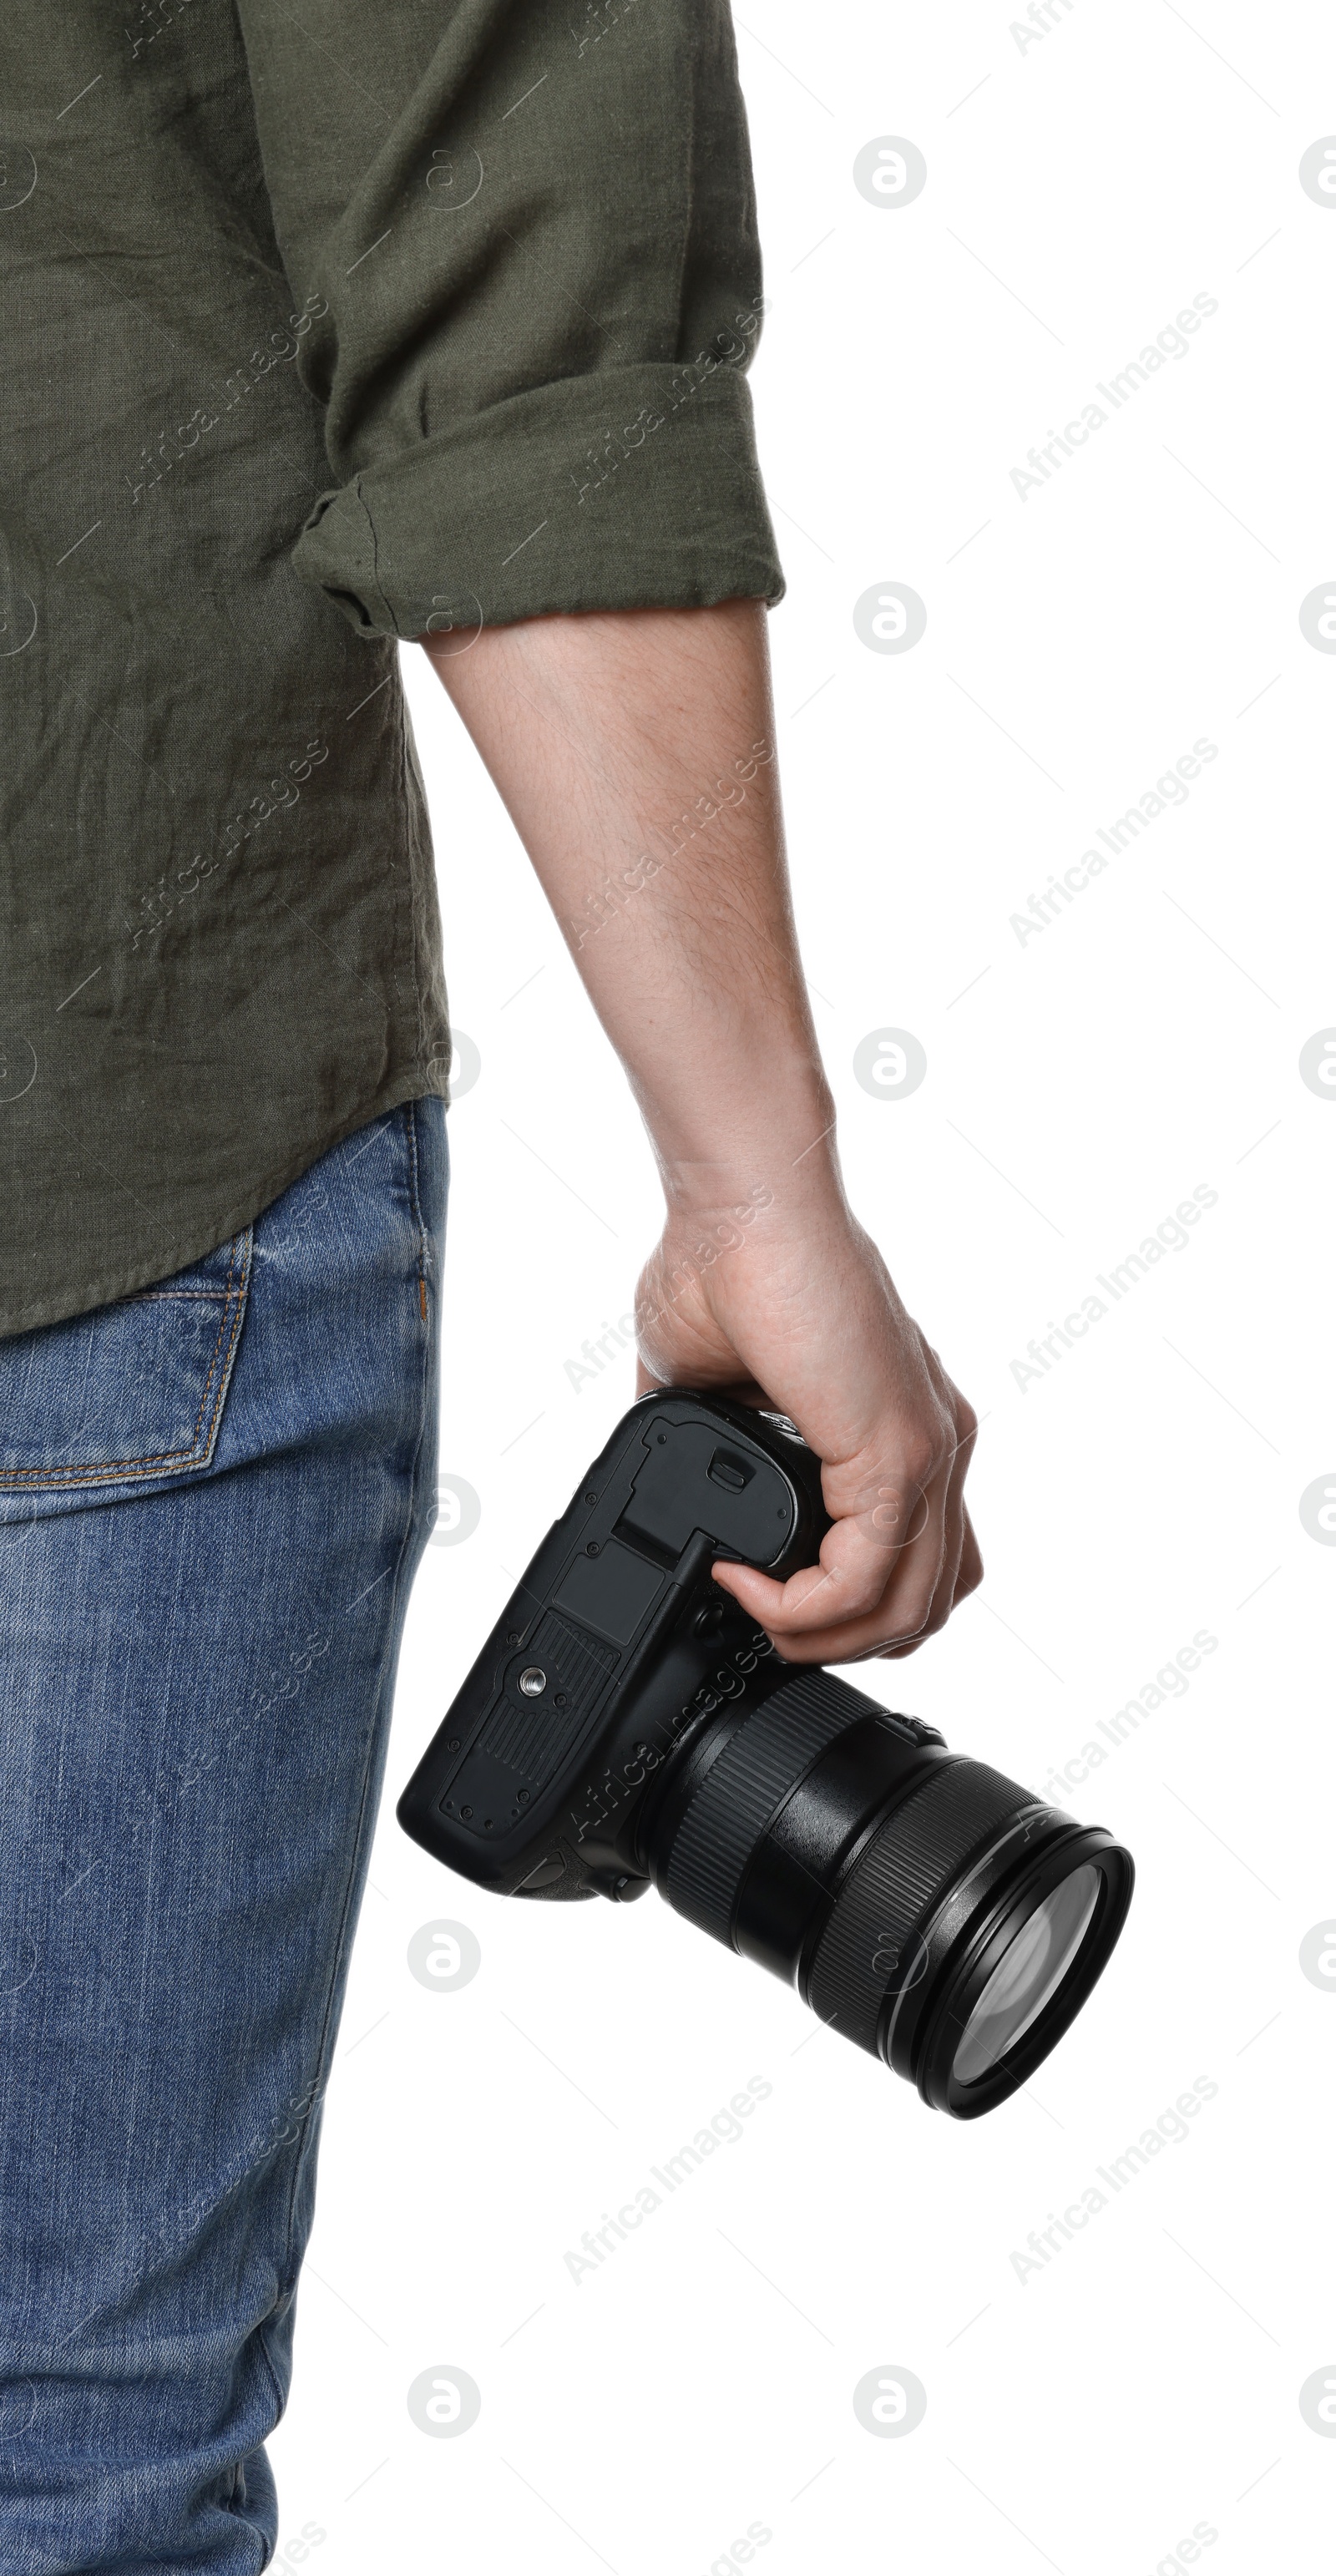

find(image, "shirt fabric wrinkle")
[0,0,782,1338]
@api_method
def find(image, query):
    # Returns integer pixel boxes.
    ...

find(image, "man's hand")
[423,595,982,1663]
[636,1192,980,1663]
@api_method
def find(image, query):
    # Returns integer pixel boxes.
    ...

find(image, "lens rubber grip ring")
[660,1670,881,1945]
[807,1763,1035,2054]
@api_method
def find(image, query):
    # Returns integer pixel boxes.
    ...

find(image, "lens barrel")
[642,1669,1132,2117]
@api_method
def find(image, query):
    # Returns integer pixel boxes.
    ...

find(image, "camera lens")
[949,1862,1101,2087]
[643,1670,1132,2118]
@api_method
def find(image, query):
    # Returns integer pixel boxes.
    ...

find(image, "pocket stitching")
[123,1290,239,1303]
[0,1231,252,1488]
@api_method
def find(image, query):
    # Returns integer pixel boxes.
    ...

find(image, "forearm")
[422,600,838,1221]
[425,597,980,1661]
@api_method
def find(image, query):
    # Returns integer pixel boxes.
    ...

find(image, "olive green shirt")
[0,0,782,1336]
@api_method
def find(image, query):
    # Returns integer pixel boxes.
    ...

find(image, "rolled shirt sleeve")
[234,0,785,638]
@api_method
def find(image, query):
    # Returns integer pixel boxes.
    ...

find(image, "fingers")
[869,1403,980,1657]
[712,1379,981,1666]
[634,1224,986,1668]
[955,1509,984,1603]
[714,1469,947,1665]
[714,1447,938,1631]
[872,1501,983,1661]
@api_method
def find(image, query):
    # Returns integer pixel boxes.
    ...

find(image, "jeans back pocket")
[0,1231,252,1497]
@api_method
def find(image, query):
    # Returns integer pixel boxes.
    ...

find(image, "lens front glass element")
[951,1862,1102,2087]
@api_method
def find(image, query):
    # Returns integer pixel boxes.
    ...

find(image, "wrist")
[649,1078,843,1226]
[653,1156,861,1303]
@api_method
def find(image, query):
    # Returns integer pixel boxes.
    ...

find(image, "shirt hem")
[0,1071,450,1344]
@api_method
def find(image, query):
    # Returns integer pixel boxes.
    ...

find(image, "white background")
[271,6,1336,2568]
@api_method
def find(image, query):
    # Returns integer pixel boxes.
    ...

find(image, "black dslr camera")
[399,1392,1133,2117]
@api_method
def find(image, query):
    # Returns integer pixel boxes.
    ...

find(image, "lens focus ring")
[807,1763,1035,2054]
[660,1671,881,1944]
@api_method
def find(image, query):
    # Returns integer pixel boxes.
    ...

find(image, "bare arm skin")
[423,600,980,1663]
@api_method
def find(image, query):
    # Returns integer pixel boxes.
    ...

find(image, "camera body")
[401,1391,1133,2114]
[399,1389,867,1901]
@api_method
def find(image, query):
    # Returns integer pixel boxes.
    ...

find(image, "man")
[0,3,979,2559]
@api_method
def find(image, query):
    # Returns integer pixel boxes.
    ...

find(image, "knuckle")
[878,1608,930,1652]
[769,1635,822,1665]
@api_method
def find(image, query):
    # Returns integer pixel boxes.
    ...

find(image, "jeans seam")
[405,1096,428,1289]
[254,2313,286,2424]
[275,1135,436,2280]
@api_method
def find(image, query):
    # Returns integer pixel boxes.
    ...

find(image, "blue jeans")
[0,1101,446,2570]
